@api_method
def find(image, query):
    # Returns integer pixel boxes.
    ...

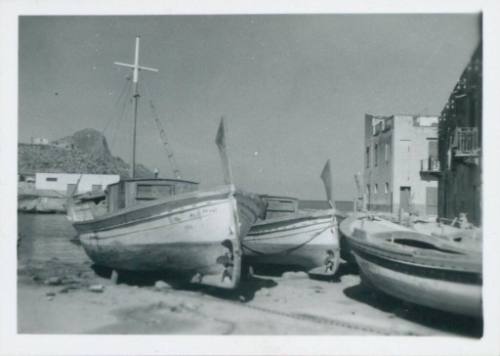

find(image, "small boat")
[341,214,482,317]
[68,179,264,289]
[67,37,266,289]
[243,161,341,277]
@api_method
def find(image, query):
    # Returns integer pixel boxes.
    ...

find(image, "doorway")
[400,186,411,212]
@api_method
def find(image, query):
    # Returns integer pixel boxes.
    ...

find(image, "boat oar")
[65,173,83,220]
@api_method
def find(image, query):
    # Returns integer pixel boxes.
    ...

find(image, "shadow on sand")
[343,282,483,338]
[91,264,278,303]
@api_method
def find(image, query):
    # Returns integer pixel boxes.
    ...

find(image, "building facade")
[35,173,120,195]
[437,44,482,225]
[364,114,439,217]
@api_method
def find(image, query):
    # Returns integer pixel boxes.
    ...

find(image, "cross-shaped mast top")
[114,36,159,178]
[114,36,159,83]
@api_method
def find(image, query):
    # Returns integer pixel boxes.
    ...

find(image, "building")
[35,173,120,195]
[437,43,482,225]
[30,137,49,145]
[363,114,439,217]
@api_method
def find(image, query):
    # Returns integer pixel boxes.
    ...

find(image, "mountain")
[19,128,153,178]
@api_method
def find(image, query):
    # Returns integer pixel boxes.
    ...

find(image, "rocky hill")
[19,128,153,178]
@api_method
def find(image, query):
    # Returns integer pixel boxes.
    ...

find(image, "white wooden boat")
[341,214,482,317]
[243,160,341,277]
[243,195,340,276]
[68,180,264,289]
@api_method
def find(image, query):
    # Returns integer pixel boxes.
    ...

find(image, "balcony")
[452,127,480,158]
[420,157,440,180]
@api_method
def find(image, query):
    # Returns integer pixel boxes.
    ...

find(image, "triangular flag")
[320,159,335,209]
[215,117,233,185]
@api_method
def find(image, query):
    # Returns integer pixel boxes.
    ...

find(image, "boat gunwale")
[348,237,482,274]
[71,184,235,226]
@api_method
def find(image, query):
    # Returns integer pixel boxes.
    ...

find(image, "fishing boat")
[243,161,341,277]
[67,37,265,289]
[341,214,482,317]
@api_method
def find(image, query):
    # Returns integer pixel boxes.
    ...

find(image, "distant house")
[31,137,49,145]
[437,43,482,225]
[364,114,439,217]
[35,173,120,195]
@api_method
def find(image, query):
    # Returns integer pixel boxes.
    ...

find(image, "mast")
[114,37,159,178]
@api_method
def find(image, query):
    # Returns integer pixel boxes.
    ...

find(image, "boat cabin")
[106,178,199,213]
[261,195,299,219]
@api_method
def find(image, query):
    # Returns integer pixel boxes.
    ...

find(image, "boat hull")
[71,186,263,289]
[243,214,340,275]
[353,250,482,317]
[342,215,482,317]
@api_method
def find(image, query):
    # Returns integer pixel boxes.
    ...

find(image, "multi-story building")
[363,114,439,217]
[437,43,482,225]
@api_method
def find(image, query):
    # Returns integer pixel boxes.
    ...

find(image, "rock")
[46,291,56,297]
[88,284,104,293]
[154,280,172,291]
[44,277,62,286]
[281,271,308,279]
[256,288,271,297]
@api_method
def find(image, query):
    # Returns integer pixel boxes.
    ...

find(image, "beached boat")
[68,179,264,289]
[66,37,265,289]
[341,214,482,317]
[243,161,341,277]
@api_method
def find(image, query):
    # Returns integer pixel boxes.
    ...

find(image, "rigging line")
[109,94,132,153]
[114,75,132,107]
[141,80,182,178]
[102,76,132,135]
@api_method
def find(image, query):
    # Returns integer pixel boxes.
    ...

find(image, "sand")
[17,260,482,336]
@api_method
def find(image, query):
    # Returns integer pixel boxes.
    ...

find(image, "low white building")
[35,173,120,195]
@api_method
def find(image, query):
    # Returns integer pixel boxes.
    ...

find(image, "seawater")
[18,213,89,264]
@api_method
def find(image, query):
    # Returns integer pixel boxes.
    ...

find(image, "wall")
[363,114,393,212]
[438,43,482,225]
[391,115,438,216]
[364,114,438,217]
[35,173,120,195]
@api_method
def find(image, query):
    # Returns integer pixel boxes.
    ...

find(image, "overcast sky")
[18,14,480,200]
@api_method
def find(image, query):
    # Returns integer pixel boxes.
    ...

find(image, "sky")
[18,14,480,200]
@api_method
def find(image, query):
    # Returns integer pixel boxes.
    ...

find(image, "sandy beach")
[17,257,482,336]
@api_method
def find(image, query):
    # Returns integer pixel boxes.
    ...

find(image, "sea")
[17,213,89,265]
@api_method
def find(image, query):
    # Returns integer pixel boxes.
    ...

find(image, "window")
[46,177,57,182]
[136,184,174,200]
[374,144,378,166]
[385,143,390,163]
[366,184,370,196]
[366,146,370,168]
[428,139,438,159]
[385,183,389,194]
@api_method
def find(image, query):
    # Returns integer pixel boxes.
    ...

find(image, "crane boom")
[148,100,181,179]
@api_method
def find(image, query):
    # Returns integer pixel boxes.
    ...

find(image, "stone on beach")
[154,280,172,291]
[255,288,272,297]
[44,277,62,286]
[281,271,308,279]
[88,284,104,293]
